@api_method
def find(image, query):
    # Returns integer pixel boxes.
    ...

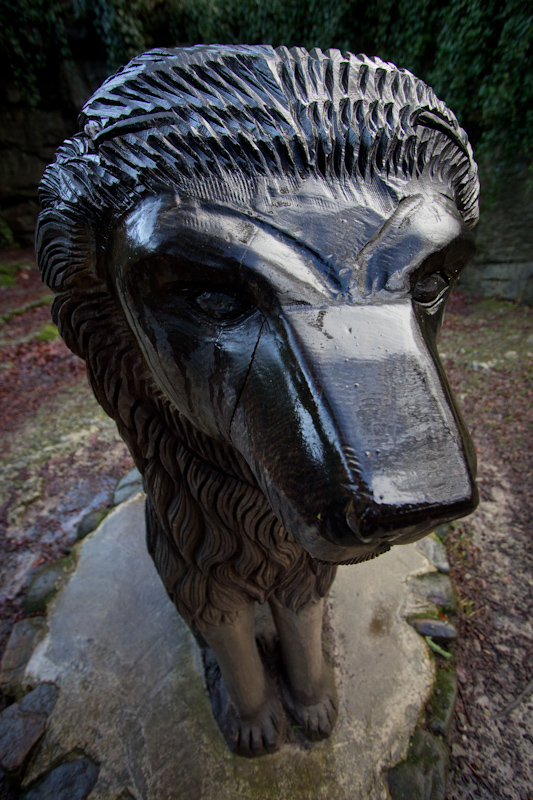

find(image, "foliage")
[180,0,350,53]
[0,0,70,105]
[35,322,60,341]
[183,0,532,170]
[0,219,16,253]
[0,0,183,103]
[1,0,531,169]
[72,0,185,69]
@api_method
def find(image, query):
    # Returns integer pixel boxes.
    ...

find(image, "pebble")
[0,685,58,774]
[467,360,496,371]
[411,618,457,641]
[22,758,99,800]
[456,665,468,685]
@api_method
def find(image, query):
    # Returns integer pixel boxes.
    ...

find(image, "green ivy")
[73,0,164,69]
[0,0,70,105]
[180,0,350,52]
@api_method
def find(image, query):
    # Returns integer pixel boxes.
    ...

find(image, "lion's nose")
[338,490,478,548]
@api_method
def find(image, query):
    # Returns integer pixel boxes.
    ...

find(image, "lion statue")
[37,45,478,756]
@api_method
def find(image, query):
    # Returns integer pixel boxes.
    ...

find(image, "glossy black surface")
[113,185,477,564]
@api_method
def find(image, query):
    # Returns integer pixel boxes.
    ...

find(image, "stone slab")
[24,494,434,800]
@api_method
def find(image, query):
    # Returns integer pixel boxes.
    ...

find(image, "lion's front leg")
[269,596,338,741]
[201,602,282,757]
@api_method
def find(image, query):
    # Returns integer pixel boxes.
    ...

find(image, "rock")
[409,573,457,612]
[434,525,451,540]
[24,559,74,614]
[0,685,58,774]
[18,685,58,717]
[387,728,449,800]
[113,468,143,505]
[460,163,533,305]
[0,552,39,603]
[22,757,99,800]
[410,619,457,642]
[0,619,46,697]
[76,509,109,541]
[23,494,435,800]
[428,668,458,738]
[416,535,450,574]
[461,261,533,305]
[0,768,17,800]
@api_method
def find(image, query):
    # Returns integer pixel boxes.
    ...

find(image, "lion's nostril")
[345,503,376,544]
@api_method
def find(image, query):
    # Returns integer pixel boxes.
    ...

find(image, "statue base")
[23,493,434,800]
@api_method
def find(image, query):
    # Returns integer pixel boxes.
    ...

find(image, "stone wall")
[459,162,533,304]
[0,61,107,246]
[0,106,75,245]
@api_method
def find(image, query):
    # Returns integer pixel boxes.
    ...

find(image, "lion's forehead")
[113,187,466,304]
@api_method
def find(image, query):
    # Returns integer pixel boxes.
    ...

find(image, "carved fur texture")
[36,45,479,628]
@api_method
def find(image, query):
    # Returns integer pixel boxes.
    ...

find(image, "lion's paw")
[233,700,282,757]
[281,670,338,742]
[289,690,338,741]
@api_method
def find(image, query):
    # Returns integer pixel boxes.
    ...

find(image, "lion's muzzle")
[230,300,478,564]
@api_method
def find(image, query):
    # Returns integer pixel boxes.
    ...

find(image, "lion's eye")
[192,291,250,322]
[412,272,449,306]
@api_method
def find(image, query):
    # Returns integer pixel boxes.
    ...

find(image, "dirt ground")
[0,250,134,672]
[0,252,532,798]
[439,293,533,800]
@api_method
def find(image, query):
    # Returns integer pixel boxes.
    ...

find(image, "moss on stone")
[76,508,110,540]
[35,323,59,342]
[387,728,449,800]
[427,664,457,738]
[24,554,78,614]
